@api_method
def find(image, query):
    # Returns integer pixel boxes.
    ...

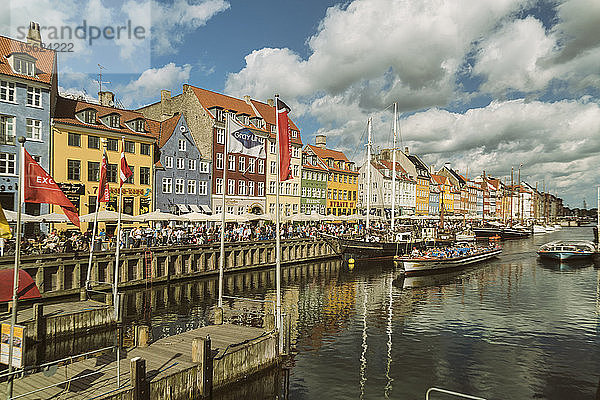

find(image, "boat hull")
[537,251,595,260]
[399,249,502,275]
[473,228,501,238]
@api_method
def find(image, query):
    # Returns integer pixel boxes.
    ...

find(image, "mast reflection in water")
[120,227,600,399]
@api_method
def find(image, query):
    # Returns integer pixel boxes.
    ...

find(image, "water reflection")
[537,257,597,272]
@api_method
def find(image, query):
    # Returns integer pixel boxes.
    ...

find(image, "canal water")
[122,226,600,399]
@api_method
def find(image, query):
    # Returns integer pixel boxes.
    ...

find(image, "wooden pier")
[5,324,279,400]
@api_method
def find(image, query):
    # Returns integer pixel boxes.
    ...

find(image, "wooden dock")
[5,324,278,400]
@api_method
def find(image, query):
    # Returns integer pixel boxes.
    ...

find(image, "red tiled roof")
[376,159,409,175]
[190,86,258,117]
[306,144,349,163]
[0,35,55,84]
[431,174,447,185]
[150,114,180,148]
[53,96,157,140]
[302,163,328,172]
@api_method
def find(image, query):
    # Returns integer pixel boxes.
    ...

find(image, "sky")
[2,0,599,208]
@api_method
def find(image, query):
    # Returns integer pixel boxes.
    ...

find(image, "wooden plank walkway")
[5,324,266,399]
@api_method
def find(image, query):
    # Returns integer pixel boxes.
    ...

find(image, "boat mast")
[366,117,372,236]
[597,186,599,247]
[391,103,397,232]
[510,166,514,227]
[482,170,486,225]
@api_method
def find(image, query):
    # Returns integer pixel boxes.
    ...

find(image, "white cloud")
[118,62,192,106]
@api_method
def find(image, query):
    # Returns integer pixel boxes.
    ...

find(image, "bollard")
[79,287,87,301]
[131,357,149,400]
[264,313,275,330]
[192,336,213,398]
[214,307,223,325]
[136,325,150,347]
[348,258,355,271]
[33,303,44,342]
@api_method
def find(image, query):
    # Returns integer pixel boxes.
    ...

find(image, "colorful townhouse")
[301,149,328,214]
[437,163,466,215]
[428,182,440,215]
[431,174,453,214]
[250,99,303,217]
[52,93,156,231]
[305,135,358,216]
[0,25,56,219]
[151,114,212,214]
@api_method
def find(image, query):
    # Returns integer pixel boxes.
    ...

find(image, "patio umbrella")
[183,212,211,222]
[137,209,187,222]
[36,212,71,223]
[79,210,139,223]
[3,210,41,223]
[208,213,250,223]
[242,213,276,222]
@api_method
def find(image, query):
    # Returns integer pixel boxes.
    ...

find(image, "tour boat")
[537,240,596,261]
[396,244,502,275]
[473,226,501,238]
[500,226,530,239]
[533,225,546,234]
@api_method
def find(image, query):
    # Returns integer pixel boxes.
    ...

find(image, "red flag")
[276,98,292,181]
[97,150,109,202]
[23,149,80,227]
[119,150,133,187]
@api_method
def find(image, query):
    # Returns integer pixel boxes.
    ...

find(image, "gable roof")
[306,145,349,163]
[431,174,447,186]
[407,154,430,175]
[149,114,181,148]
[251,99,301,133]
[0,35,56,85]
[189,86,257,117]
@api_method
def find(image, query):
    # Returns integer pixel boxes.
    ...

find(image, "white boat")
[553,224,561,230]
[545,225,556,232]
[396,244,502,275]
[537,240,596,261]
[533,225,546,234]
[455,232,476,242]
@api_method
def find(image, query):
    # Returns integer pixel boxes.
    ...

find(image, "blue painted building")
[153,114,212,214]
[0,25,56,218]
[429,183,440,216]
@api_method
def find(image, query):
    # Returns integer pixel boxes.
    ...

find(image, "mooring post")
[264,312,275,331]
[214,307,223,325]
[195,335,213,398]
[79,287,87,301]
[283,313,291,356]
[137,325,150,347]
[131,357,148,400]
[33,303,44,342]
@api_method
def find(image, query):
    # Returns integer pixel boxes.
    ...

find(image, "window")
[175,178,185,194]
[140,167,150,185]
[258,160,264,174]
[14,57,35,76]
[124,140,135,153]
[269,181,276,195]
[107,138,118,151]
[88,161,100,181]
[140,143,151,155]
[270,161,276,175]
[188,159,196,170]
[80,109,96,124]
[107,164,118,182]
[257,182,264,196]
[177,158,185,169]
[239,157,245,172]
[131,119,145,132]
[187,180,196,195]
[228,179,235,195]
[248,159,255,173]
[293,183,299,196]
[107,114,120,128]
[248,181,255,196]
[0,116,15,145]
[0,81,16,102]
[0,153,16,174]
[228,155,236,171]
[293,165,299,177]
[68,132,81,147]
[199,181,208,195]
[26,87,42,107]
[199,162,209,173]
[215,178,223,194]
[292,147,299,158]
[162,177,172,193]
[270,142,276,154]
[291,130,298,139]
[88,135,100,149]
[216,128,225,144]
[178,139,186,151]
[67,159,81,180]
[216,153,223,169]
[238,180,246,195]
[165,156,173,168]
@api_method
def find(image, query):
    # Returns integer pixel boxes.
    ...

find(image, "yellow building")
[431,174,454,214]
[52,93,156,231]
[306,136,358,216]
[415,175,430,215]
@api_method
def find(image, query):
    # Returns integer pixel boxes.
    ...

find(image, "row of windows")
[215,153,265,174]
[214,178,265,197]
[0,115,42,144]
[164,156,209,172]
[161,178,208,195]
[300,204,326,214]
[327,189,357,201]
[0,81,42,107]
[301,186,325,199]
[269,161,299,177]
[67,132,152,155]
[302,170,327,181]
[267,181,299,196]
[330,173,357,184]
[66,160,150,185]
[327,208,356,216]
[268,202,299,216]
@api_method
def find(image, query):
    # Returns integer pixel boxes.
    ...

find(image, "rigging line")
[350,120,369,164]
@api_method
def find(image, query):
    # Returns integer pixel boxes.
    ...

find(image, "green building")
[301,150,328,214]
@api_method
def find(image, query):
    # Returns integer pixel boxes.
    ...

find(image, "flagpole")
[6,136,25,399]
[85,141,105,291]
[391,103,397,231]
[218,114,228,309]
[274,95,282,337]
[114,137,124,318]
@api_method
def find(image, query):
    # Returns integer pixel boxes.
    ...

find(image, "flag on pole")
[23,150,80,227]
[276,98,292,181]
[98,150,109,202]
[0,203,12,239]
[226,115,266,158]
[119,150,133,187]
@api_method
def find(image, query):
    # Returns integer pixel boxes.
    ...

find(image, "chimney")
[98,91,115,107]
[267,98,274,107]
[243,95,251,104]
[315,135,327,149]
[161,90,171,116]
[26,22,42,47]
[404,147,409,155]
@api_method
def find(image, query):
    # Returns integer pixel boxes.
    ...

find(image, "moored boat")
[396,243,502,275]
[537,240,596,261]
[533,225,546,234]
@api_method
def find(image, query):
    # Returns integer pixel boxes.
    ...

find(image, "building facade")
[152,114,212,214]
[301,150,328,214]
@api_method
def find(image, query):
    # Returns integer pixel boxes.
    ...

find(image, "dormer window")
[13,56,36,77]
[291,130,298,139]
[239,114,249,125]
[128,119,145,133]
[106,114,120,128]
[79,109,97,124]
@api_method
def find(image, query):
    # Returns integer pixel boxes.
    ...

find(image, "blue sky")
[2,0,599,208]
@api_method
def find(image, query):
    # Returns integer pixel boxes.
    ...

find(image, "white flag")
[227,115,266,158]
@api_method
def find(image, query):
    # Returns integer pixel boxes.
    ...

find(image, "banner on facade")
[226,116,266,158]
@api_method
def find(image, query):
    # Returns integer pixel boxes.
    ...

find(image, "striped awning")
[189,204,201,213]
[177,204,190,213]
[200,205,212,213]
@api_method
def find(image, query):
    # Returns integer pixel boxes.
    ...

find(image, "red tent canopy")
[0,269,41,302]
